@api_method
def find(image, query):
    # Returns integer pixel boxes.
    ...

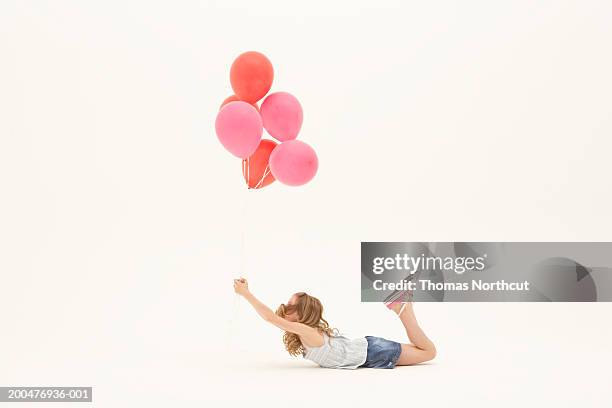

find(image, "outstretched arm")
[233,278,321,344]
[238,282,276,322]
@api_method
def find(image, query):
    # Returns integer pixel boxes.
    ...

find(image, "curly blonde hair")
[275,292,336,356]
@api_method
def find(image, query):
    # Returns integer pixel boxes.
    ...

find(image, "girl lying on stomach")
[233,278,436,369]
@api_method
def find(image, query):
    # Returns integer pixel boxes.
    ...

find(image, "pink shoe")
[384,290,413,316]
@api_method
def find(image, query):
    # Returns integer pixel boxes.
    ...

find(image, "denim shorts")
[359,336,402,369]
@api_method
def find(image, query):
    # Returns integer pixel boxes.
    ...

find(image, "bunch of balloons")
[215,51,318,189]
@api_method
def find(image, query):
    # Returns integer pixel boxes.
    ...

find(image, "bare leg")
[390,302,436,365]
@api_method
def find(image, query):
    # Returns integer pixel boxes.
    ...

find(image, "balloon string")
[241,159,246,185]
[243,154,270,190]
[253,165,271,189]
[246,157,250,189]
[240,185,248,275]
[228,183,249,352]
[228,158,266,351]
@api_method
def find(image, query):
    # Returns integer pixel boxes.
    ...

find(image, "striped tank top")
[302,333,368,369]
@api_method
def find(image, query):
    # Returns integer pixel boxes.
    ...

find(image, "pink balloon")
[215,101,263,158]
[260,92,303,142]
[269,140,318,186]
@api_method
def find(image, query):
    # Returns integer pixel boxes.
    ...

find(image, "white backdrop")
[1,1,611,407]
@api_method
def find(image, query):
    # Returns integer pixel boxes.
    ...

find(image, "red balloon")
[220,95,259,111]
[230,51,274,104]
[242,139,277,189]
